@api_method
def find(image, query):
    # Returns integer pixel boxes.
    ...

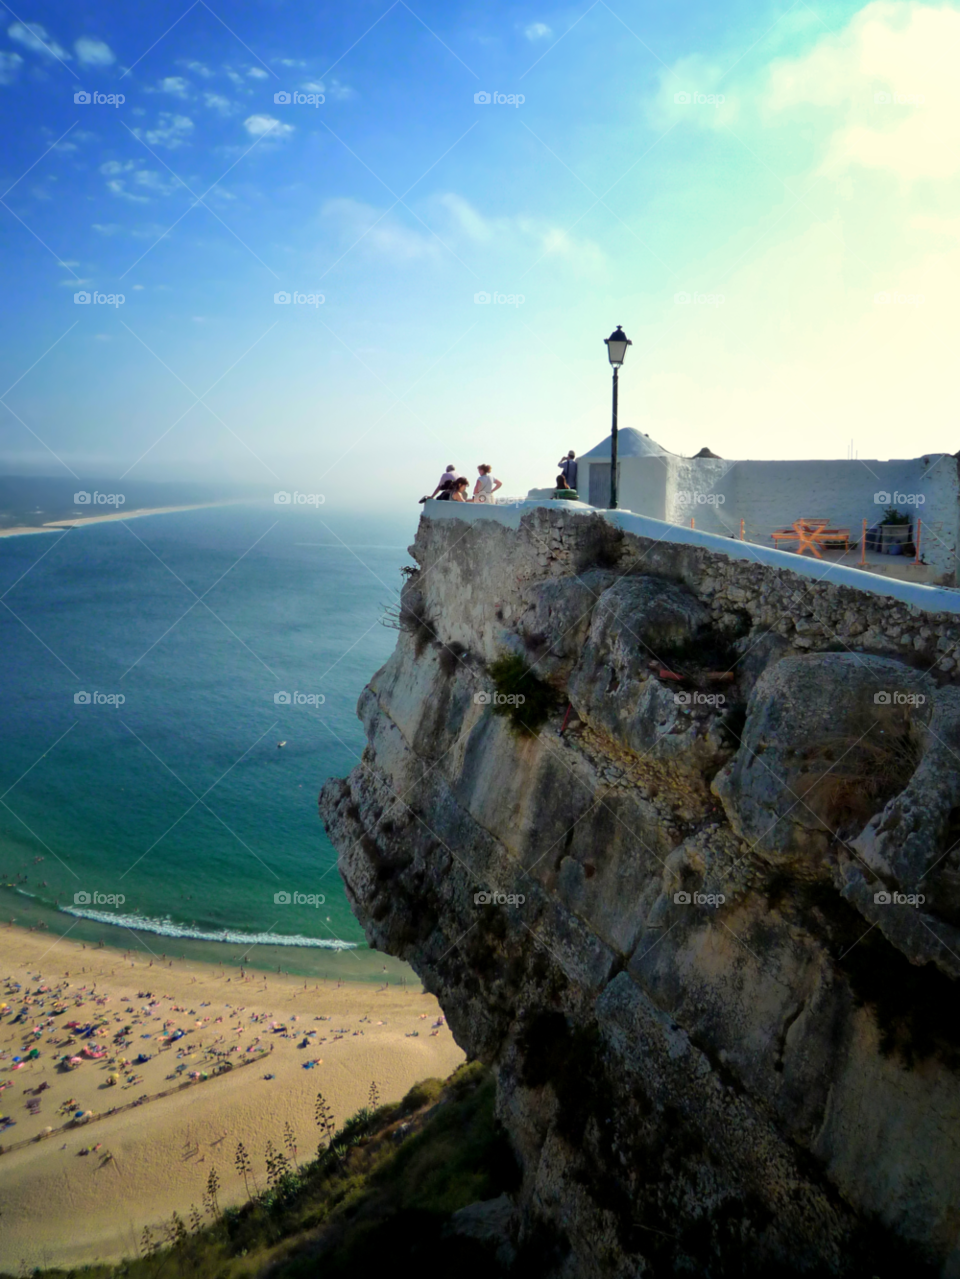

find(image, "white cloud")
[142,113,194,148]
[524,22,552,41]
[649,54,735,131]
[434,192,605,272]
[243,113,294,139]
[278,58,306,68]
[247,66,269,78]
[204,92,233,115]
[0,51,23,84]
[100,160,135,175]
[299,77,347,98]
[438,192,495,242]
[134,169,179,194]
[132,284,144,289]
[92,223,123,234]
[158,75,190,98]
[75,37,114,66]
[766,1,960,181]
[184,60,214,77]
[107,178,149,203]
[322,198,440,261]
[225,69,244,87]
[8,22,69,60]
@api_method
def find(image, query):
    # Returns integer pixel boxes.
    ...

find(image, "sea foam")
[61,906,356,949]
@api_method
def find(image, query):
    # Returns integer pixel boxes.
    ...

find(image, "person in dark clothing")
[557,451,577,489]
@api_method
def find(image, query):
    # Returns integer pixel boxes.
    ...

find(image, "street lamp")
[603,326,631,509]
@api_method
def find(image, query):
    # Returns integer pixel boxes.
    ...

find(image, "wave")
[60,907,357,950]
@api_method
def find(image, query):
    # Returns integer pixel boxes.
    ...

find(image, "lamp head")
[604,325,631,367]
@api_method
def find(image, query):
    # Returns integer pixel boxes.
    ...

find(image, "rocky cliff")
[320,504,960,1278]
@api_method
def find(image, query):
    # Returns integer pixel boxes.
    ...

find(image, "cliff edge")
[320,504,960,1278]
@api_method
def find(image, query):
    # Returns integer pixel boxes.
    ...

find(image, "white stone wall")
[576,452,959,584]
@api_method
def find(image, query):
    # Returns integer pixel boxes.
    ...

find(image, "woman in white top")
[473,464,502,503]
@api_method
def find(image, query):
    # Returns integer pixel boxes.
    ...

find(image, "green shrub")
[400,1077,444,1113]
[487,654,559,736]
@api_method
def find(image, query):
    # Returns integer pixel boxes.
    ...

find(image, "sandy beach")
[0,927,463,1272]
[0,500,246,538]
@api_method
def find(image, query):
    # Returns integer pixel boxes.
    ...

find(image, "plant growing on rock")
[488,654,559,736]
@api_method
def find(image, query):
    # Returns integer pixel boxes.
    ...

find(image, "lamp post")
[603,326,631,509]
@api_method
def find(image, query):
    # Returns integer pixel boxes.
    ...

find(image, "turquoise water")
[0,503,415,975]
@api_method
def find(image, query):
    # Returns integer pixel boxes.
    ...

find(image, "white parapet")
[422,498,960,615]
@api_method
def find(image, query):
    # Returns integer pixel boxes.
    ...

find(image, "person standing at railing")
[473,464,502,503]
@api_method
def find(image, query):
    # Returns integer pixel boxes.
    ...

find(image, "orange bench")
[772,519,853,558]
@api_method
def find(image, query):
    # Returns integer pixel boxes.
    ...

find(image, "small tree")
[265,1139,292,1188]
[203,1166,220,1218]
[368,1080,381,1111]
[315,1091,335,1156]
[170,1210,188,1250]
[283,1119,299,1170]
[235,1140,258,1198]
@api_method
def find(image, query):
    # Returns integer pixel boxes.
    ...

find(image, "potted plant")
[880,507,911,552]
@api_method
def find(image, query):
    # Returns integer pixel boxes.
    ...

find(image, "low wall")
[425,500,960,673]
[576,453,959,584]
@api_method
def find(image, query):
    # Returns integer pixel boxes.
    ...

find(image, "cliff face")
[320,506,960,1278]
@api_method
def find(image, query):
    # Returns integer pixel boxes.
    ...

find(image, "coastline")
[0,925,462,1271]
[0,499,249,539]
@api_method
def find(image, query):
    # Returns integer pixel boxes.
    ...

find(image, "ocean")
[0,503,417,980]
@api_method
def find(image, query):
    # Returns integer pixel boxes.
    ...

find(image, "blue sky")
[0,0,956,500]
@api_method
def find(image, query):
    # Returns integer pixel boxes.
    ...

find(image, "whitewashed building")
[539,428,960,585]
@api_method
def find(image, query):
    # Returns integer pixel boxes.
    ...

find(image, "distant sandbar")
[0,500,245,538]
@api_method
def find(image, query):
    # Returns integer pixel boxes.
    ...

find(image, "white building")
[543,428,960,585]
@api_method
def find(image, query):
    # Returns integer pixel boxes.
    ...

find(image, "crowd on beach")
[419,451,579,505]
[0,964,450,1153]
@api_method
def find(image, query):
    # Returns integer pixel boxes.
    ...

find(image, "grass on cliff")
[11,1061,519,1279]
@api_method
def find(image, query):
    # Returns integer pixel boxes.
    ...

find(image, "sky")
[0,0,957,501]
